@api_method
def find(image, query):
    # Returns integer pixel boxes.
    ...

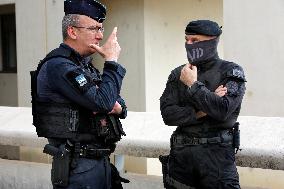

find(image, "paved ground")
[0,158,269,189]
[122,173,269,189]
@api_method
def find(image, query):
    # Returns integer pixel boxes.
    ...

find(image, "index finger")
[108,27,117,40]
[107,27,117,41]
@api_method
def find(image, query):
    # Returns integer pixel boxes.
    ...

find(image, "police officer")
[160,20,246,189]
[31,0,128,188]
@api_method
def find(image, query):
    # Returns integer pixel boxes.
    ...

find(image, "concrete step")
[0,158,271,189]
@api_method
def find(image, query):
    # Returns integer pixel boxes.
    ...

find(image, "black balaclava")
[185,37,219,66]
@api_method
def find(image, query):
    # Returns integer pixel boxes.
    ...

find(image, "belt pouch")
[159,155,170,188]
[51,147,70,187]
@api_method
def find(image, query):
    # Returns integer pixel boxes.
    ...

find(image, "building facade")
[0,0,283,116]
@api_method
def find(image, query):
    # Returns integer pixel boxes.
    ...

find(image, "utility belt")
[78,144,110,158]
[171,130,233,147]
[44,142,129,188]
[171,122,241,152]
[43,143,111,159]
[44,142,111,187]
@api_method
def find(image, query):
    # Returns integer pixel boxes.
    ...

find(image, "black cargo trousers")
[165,143,240,189]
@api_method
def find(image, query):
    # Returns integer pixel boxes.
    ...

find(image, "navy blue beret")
[185,20,222,36]
[64,0,106,23]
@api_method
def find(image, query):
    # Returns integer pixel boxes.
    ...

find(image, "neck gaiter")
[185,37,219,66]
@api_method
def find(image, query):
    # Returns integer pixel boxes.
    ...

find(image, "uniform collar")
[197,54,220,71]
[60,43,93,65]
[60,43,84,62]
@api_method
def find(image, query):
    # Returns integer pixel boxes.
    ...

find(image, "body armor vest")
[30,48,125,143]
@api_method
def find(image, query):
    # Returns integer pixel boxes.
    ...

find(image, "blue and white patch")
[232,68,244,79]
[227,67,246,82]
[75,74,88,87]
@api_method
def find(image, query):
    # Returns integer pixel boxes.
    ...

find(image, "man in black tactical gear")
[159,20,246,189]
[31,0,129,188]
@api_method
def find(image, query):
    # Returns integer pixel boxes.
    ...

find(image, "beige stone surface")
[0,107,284,170]
[0,159,278,189]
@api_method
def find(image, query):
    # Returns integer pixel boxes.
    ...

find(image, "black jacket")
[160,56,246,135]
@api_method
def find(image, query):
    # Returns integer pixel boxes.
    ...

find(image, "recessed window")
[0,4,16,73]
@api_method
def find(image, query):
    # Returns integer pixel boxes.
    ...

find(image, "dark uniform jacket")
[35,43,127,144]
[37,43,126,115]
[160,55,246,136]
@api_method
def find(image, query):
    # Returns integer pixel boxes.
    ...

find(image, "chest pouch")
[92,114,126,144]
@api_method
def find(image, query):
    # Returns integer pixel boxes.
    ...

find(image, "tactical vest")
[174,58,245,134]
[30,48,125,144]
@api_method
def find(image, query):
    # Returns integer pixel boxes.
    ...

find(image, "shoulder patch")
[75,74,88,87]
[232,68,245,78]
[226,67,246,82]
[65,70,94,94]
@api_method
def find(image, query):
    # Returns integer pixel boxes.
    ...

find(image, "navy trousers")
[53,157,111,189]
[168,144,240,189]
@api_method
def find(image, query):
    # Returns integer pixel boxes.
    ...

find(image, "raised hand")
[89,27,121,62]
[180,63,197,87]
[108,101,122,115]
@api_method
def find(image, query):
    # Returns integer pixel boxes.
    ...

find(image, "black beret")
[185,20,222,36]
[64,0,106,23]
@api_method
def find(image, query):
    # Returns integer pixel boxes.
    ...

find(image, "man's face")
[185,34,216,44]
[73,15,104,56]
